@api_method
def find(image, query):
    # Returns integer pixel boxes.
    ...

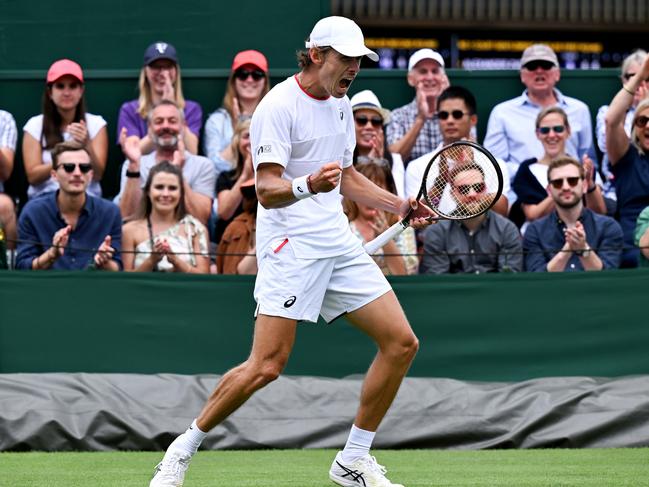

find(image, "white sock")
[170,419,208,455]
[340,424,376,463]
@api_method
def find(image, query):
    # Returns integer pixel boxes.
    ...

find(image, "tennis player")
[150,16,433,487]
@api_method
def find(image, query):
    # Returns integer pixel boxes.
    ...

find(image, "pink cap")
[47,59,84,83]
[232,50,268,73]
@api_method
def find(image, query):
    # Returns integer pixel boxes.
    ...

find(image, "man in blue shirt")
[16,141,121,270]
[484,44,595,185]
[523,157,622,272]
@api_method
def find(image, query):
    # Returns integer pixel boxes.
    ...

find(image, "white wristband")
[292,175,314,200]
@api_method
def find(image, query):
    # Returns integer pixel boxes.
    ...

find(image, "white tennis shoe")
[329,451,405,487]
[149,448,193,487]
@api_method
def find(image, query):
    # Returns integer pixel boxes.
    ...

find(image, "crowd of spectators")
[1,41,648,274]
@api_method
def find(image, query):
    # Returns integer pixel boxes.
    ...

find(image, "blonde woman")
[203,50,269,172]
[117,42,202,155]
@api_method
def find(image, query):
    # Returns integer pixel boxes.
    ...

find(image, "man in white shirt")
[149,16,432,487]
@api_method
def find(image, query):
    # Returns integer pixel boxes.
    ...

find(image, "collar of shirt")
[519,88,567,108]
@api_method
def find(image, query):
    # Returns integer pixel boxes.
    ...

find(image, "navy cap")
[143,42,178,66]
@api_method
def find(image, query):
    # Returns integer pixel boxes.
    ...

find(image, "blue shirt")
[523,208,623,272]
[16,191,122,270]
[484,88,595,182]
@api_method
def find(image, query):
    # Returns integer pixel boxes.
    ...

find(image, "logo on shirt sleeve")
[257,145,271,156]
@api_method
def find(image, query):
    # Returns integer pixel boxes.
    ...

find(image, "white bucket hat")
[305,16,379,62]
[350,90,391,124]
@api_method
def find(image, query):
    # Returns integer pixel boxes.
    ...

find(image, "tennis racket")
[364,140,503,254]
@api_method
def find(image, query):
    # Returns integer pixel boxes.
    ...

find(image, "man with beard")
[117,99,215,224]
[523,157,622,272]
[484,44,595,186]
[420,162,522,274]
[149,16,433,487]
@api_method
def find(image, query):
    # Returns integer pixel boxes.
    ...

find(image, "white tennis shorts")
[253,238,391,323]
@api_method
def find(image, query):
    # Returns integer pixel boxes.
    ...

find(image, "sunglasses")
[234,69,265,81]
[549,176,581,189]
[58,162,92,174]
[524,60,555,71]
[455,182,486,194]
[437,110,468,120]
[355,115,383,128]
[538,125,566,135]
[634,115,649,128]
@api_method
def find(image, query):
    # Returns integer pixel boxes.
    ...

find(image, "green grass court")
[1,448,648,486]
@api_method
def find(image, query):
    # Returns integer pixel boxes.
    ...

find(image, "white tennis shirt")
[251,75,361,259]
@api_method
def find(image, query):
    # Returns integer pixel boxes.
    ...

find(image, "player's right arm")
[256,161,342,209]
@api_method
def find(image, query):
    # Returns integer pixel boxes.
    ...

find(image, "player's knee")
[386,332,419,364]
[256,358,286,386]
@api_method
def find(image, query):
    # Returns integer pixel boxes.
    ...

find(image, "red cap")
[231,50,268,73]
[47,59,84,83]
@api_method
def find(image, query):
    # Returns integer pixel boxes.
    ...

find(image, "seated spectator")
[605,54,649,268]
[117,100,216,225]
[523,157,623,272]
[420,163,522,274]
[122,161,209,273]
[22,59,108,199]
[634,206,649,267]
[0,109,17,250]
[386,49,450,163]
[484,44,595,185]
[596,49,647,202]
[117,42,202,155]
[213,120,254,243]
[16,141,121,271]
[216,178,257,274]
[512,107,606,229]
[406,86,510,216]
[344,162,418,275]
[350,89,405,197]
[204,50,269,176]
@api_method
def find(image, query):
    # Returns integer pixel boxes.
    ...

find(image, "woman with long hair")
[203,50,269,172]
[117,42,202,155]
[350,89,406,197]
[605,54,649,267]
[213,119,255,243]
[512,106,605,229]
[22,59,108,199]
[122,161,209,273]
[344,162,418,275]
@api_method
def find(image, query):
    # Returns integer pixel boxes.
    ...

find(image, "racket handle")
[364,220,409,254]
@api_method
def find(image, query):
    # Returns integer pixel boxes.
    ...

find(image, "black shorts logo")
[284,296,297,308]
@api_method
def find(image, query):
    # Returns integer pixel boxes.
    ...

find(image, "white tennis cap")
[350,90,391,124]
[408,48,445,71]
[305,16,379,62]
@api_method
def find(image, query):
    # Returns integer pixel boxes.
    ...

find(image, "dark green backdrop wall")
[1,270,647,381]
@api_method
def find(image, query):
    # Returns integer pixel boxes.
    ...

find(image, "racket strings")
[424,144,501,219]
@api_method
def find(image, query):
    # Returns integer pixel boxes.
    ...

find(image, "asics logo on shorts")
[284,296,297,308]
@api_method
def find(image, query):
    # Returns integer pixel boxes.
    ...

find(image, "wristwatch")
[126,170,141,178]
[575,245,592,257]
